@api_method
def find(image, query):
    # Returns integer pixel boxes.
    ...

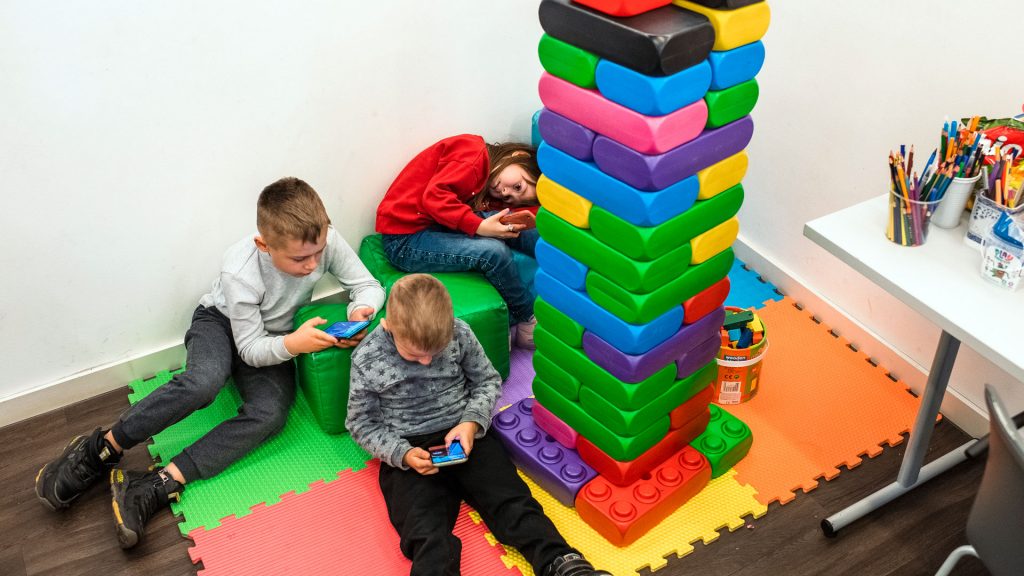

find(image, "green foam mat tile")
[128,369,370,535]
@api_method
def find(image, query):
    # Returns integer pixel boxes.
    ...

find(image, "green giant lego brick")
[359,235,509,378]
[533,349,582,401]
[705,79,759,128]
[533,376,669,462]
[586,248,734,324]
[579,360,717,436]
[538,34,599,89]
[537,208,692,294]
[534,324,677,411]
[534,297,584,348]
[691,404,753,478]
[127,370,371,534]
[589,184,744,261]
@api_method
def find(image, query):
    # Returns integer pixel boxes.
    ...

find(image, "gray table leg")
[821,330,962,536]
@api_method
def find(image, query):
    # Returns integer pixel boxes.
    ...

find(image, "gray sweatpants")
[110,306,295,482]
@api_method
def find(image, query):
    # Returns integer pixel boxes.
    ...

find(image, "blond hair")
[257,177,331,247]
[387,274,454,352]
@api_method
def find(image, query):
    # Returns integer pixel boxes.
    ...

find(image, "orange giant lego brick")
[578,404,710,487]
[575,446,711,546]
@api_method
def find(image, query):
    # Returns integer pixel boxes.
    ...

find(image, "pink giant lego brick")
[533,398,580,449]
[538,73,708,155]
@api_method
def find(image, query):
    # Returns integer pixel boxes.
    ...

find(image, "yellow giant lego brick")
[497,470,766,576]
[673,1,771,51]
[698,151,748,200]
[537,175,592,229]
[691,216,739,264]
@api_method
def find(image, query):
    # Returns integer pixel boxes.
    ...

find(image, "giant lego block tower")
[494,0,769,546]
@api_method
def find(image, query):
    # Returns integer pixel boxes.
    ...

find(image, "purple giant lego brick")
[675,333,722,380]
[491,397,598,506]
[583,307,725,383]
[538,109,596,161]
[593,115,754,191]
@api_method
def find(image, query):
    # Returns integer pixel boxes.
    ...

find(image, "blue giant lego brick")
[535,268,682,355]
[492,398,597,507]
[595,59,712,116]
[538,141,698,227]
[724,257,783,309]
[708,41,765,91]
[535,238,589,291]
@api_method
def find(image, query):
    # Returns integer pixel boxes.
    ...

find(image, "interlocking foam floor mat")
[128,371,371,534]
[188,460,515,575]
[725,258,784,309]
[725,297,925,505]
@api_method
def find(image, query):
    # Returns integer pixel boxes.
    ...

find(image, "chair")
[935,385,1024,576]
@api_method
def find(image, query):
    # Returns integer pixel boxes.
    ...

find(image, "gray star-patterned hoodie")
[346,319,502,469]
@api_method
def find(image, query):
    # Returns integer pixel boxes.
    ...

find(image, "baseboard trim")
[733,234,987,438]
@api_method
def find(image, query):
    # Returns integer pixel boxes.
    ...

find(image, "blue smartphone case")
[323,320,370,339]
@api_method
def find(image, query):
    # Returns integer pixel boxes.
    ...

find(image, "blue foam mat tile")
[725,257,783,310]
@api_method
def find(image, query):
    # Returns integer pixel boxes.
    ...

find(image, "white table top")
[804,194,1024,383]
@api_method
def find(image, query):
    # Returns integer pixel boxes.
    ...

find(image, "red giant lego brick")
[571,0,673,17]
[669,384,713,429]
[578,402,710,487]
[576,445,711,546]
[683,276,730,322]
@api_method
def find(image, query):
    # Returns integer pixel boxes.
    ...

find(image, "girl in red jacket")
[376,134,540,348]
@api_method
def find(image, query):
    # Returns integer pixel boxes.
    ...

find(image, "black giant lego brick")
[538,0,714,76]
[683,0,764,9]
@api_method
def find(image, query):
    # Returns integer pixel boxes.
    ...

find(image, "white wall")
[746,0,1024,427]
[3,1,1022,430]
[0,1,542,416]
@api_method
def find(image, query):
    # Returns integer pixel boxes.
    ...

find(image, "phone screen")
[429,441,467,467]
[324,320,370,339]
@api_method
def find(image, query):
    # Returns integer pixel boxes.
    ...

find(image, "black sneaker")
[110,468,182,549]
[544,552,612,576]
[35,428,121,511]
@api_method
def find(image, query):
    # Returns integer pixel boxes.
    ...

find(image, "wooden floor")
[1,388,992,576]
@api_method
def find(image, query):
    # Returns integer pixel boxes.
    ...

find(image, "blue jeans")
[382,226,539,325]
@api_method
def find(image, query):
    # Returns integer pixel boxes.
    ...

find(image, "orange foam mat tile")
[727,297,926,506]
[188,460,518,576]
[497,471,766,575]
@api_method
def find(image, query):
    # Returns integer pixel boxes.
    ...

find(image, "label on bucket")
[715,342,767,405]
[718,381,743,404]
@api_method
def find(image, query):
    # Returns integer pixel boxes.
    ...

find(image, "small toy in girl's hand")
[499,210,536,230]
[323,320,370,339]
[428,440,468,467]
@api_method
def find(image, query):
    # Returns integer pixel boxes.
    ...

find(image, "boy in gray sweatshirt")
[347,273,607,576]
[35,177,385,550]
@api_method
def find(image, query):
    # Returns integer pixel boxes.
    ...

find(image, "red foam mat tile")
[188,460,516,576]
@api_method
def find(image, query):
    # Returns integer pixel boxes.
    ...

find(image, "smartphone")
[499,210,536,230]
[323,320,370,339]
[428,440,468,467]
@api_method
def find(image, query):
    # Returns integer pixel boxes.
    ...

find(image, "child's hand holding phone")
[499,210,536,230]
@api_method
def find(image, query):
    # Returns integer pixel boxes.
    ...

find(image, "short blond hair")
[257,177,331,247]
[387,274,454,353]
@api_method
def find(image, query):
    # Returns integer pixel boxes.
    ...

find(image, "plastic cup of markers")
[886,189,941,247]
[931,173,981,229]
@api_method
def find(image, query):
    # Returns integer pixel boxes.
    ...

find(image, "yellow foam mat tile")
[496,470,766,575]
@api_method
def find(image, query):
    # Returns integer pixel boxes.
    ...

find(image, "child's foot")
[110,468,182,549]
[544,552,611,576]
[515,315,537,349]
[35,428,121,511]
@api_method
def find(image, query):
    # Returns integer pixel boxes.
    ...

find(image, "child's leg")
[382,231,534,324]
[505,227,539,258]
[379,437,464,576]
[453,435,574,574]
[109,306,236,453]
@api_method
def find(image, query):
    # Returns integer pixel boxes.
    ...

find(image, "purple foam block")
[491,397,597,506]
[676,333,722,380]
[593,115,754,191]
[538,108,596,161]
[582,307,725,383]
